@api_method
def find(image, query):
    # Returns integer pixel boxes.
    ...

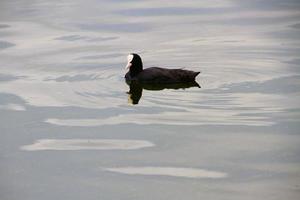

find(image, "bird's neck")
[130,64,143,77]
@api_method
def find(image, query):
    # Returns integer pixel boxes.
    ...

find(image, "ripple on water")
[45,110,274,127]
[104,167,228,179]
[0,74,23,82]
[0,24,10,29]
[0,41,15,50]
[21,139,154,151]
[0,103,26,111]
[54,35,117,42]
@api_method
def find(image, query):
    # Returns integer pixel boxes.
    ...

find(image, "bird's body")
[124,54,200,84]
[126,67,200,84]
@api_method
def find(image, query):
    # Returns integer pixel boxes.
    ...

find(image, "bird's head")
[125,53,143,77]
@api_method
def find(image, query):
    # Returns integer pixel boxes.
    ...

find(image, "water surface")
[0,0,300,200]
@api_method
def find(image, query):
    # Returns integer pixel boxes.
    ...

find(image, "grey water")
[1,0,300,199]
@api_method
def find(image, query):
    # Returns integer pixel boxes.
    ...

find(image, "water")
[1,0,300,199]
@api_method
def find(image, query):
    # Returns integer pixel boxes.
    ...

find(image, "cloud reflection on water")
[104,167,227,179]
[21,139,154,151]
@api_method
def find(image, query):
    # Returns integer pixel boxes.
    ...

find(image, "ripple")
[104,167,228,179]
[21,139,154,151]
[77,53,123,60]
[44,74,102,82]
[77,22,151,32]
[289,23,300,29]
[116,7,230,16]
[54,35,87,41]
[0,103,26,111]
[45,110,274,127]
[0,41,15,50]
[0,24,10,29]
[0,74,23,82]
[54,35,117,42]
[214,75,300,94]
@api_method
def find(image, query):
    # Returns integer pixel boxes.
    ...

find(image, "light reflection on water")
[0,0,300,200]
[21,139,154,151]
[104,167,227,179]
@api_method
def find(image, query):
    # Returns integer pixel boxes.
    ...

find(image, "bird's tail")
[192,71,200,79]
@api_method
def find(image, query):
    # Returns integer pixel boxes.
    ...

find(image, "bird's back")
[136,67,200,83]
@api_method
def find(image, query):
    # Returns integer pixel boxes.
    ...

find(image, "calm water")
[1,0,300,199]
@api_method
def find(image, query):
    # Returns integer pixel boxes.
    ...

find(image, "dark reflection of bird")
[125,53,200,84]
[127,82,143,105]
[124,53,201,104]
[126,81,200,105]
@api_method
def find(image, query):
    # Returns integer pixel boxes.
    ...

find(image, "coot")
[125,53,200,84]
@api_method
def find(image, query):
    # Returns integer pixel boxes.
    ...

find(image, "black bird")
[125,53,200,84]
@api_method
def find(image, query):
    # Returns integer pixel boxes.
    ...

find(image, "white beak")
[125,62,132,70]
[125,54,134,71]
